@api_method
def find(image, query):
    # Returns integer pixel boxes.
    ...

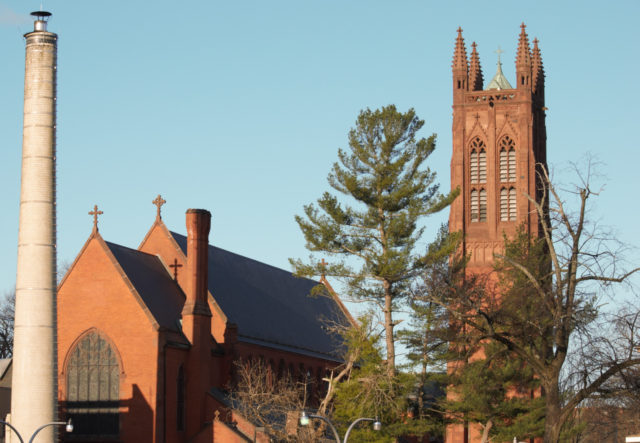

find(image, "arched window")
[509,187,517,221]
[479,189,487,221]
[499,136,516,182]
[470,189,479,222]
[470,189,487,223]
[177,365,185,431]
[500,187,517,221]
[66,331,120,437]
[469,137,486,184]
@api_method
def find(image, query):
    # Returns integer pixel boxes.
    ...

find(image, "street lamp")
[299,411,382,443]
[0,419,73,443]
[29,419,73,443]
[343,417,382,442]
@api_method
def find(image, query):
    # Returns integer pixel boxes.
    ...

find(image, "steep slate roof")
[105,241,186,337]
[171,232,349,360]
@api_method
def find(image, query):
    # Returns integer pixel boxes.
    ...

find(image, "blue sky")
[1,1,638,309]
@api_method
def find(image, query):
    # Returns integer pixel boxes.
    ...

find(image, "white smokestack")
[11,10,58,442]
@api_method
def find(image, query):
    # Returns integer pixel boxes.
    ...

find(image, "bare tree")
[428,163,639,442]
[0,291,14,359]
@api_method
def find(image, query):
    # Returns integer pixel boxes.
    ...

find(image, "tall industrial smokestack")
[11,11,58,441]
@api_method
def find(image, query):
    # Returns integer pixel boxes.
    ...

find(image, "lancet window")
[499,136,516,182]
[470,188,487,222]
[469,137,486,184]
[500,187,517,221]
[66,331,120,438]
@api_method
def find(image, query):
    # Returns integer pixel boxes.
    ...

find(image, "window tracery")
[66,331,120,437]
[499,136,516,182]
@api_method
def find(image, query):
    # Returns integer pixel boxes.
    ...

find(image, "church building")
[447,24,547,443]
[56,199,353,442]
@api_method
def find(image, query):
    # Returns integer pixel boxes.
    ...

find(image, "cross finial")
[152,194,166,220]
[495,46,504,65]
[89,204,103,232]
[169,258,183,280]
[320,258,327,279]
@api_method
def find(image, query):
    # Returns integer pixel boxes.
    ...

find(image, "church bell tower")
[449,24,547,273]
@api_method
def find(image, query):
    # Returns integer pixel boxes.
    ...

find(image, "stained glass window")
[66,331,119,437]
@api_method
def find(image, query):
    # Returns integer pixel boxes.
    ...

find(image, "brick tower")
[447,25,547,443]
[449,24,546,273]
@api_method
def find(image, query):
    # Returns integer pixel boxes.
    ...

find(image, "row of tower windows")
[469,136,516,184]
[470,187,517,222]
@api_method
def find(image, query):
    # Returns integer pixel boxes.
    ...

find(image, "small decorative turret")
[468,42,483,91]
[452,27,469,98]
[531,38,544,96]
[515,23,532,89]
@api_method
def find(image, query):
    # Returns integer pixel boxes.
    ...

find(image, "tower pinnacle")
[516,23,532,68]
[468,42,483,91]
[452,27,468,72]
[532,38,544,94]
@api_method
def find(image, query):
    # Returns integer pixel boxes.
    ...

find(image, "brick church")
[447,24,546,443]
[51,22,546,443]
[56,200,353,442]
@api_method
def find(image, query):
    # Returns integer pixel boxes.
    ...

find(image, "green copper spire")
[486,46,513,90]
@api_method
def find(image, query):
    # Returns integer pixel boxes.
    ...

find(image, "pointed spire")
[516,23,532,68]
[452,27,468,72]
[531,38,544,93]
[487,46,513,90]
[468,42,483,91]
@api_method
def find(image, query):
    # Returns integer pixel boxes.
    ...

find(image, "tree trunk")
[543,381,563,443]
[480,418,493,443]
[383,283,396,376]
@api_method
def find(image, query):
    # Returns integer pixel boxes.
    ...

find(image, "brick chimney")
[181,209,212,438]
[182,209,212,322]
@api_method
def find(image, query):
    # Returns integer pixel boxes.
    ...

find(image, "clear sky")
[1,1,638,307]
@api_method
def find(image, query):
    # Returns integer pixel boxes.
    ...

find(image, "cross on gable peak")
[152,194,166,220]
[169,258,182,280]
[89,204,103,233]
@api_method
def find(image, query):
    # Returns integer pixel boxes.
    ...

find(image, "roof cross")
[152,194,166,220]
[169,258,182,280]
[495,46,504,65]
[320,258,327,279]
[89,204,103,232]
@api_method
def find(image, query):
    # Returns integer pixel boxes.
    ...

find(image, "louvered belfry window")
[66,332,120,437]
[470,137,486,184]
[470,188,487,223]
[499,136,516,182]
[500,187,517,221]
[470,189,479,222]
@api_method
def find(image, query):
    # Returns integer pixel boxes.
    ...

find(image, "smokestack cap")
[186,209,211,215]
[30,11,51,32]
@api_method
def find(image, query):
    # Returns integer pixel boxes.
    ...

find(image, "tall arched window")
[469,137,486,184]
[499,136,516,182]
[500,187,517,221]
[470,188,487,223]
[66,331,120,437]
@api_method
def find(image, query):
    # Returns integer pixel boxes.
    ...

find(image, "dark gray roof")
[171,232,349,360]
[106,241,186,335]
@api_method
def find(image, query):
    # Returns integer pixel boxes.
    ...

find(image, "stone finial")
[452,27,468,72]
[469,42,483,91]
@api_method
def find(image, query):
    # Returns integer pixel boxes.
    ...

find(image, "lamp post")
[343,417,382,442]
[0,419,73,443]
[29,420,73,443]
[299,411,382,443]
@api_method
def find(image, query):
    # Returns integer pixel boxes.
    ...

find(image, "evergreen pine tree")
[291,105,457,376]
